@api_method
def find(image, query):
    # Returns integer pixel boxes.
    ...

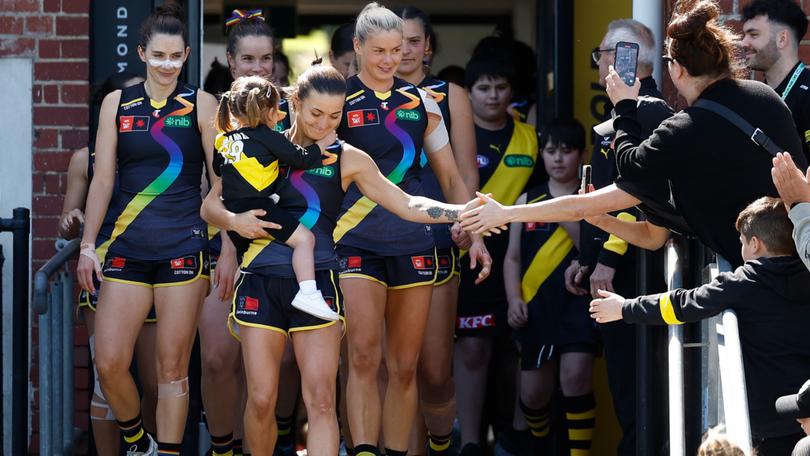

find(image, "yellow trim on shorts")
[433,249,458,287]
[290,271,346,335]
[388,278,436,290]
[227,313,241,342]
[230,316,289,337]
[153,252,209,288]
[101,276,154,288]
[339,273,388,288]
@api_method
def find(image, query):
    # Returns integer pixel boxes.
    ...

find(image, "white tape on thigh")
[89,335,105,399]
[90,395,115,421]
[158,376,189,398]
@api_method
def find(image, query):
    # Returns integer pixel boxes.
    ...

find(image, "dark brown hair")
[216,76,281,132]
[666,0,742,78]
[226,10,274,57]
[291,65,347,102]
[735,196,796,256]
[139,2,187,48]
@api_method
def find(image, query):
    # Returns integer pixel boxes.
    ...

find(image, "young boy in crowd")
[589,196,810,456]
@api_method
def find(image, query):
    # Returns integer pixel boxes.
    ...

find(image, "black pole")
[0,208,31,455]
[636,248,653,455]
[12,208,29,456]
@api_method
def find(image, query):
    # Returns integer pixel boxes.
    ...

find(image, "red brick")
[33,195,64,216]
[74,366,89,389]
[43,84,58,104]
[43,0,59,12]
[74,324,88,344]
[33,172,44,193]
[32,84,42,103]
[55,16,88,37]
[33,239,58,261]
[73,347,89,368]
[38,39,60,58]
[800,45,810,65]
[0,37,34,57]
[25,16,53,35]
[62,0,88,14]
[8,0,39,12]
[43,173,62,194]
[74,390,89,412]
[721,19,743,35]
[62,129,89,149]
[33,216,60,238]
[61,83,88,104]
[34,106,88,126]
[34,128,58,148]
[0,17,24,35]
[35,61,88,81]
[716,0,734,14]
[34,150,72,171]
[60,39,88,58]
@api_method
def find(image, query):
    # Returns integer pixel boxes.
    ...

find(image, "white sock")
[299,280,317,294]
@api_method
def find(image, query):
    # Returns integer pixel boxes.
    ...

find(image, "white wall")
[0,57,33,453]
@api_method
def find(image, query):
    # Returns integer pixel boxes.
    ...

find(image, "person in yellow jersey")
[454,58,538,456]
[504,118,597,456]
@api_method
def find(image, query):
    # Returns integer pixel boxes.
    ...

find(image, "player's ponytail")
[215,91,233,132]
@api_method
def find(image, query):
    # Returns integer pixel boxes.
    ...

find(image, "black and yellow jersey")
[417,76,454,249]
[334,75,433,255]
[213,125,321,203]
[458,117,538,304]
[98,82,208,261]
[513,183,594,347]
[242,141,345,276]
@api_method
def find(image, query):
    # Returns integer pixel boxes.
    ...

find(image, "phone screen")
[615,41,639,86]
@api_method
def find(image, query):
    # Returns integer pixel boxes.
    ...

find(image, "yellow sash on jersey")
[479,120,538,207]
[462,120,538,258]
[521,226,574,303]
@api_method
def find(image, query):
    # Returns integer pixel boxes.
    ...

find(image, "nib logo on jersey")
[347,109,379,128]
[164,115,191,128]
[504,155,535,168]
[119,116,150,132]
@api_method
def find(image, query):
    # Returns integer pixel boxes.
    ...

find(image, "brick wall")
[661,0,810,105]
[0,0,91,452]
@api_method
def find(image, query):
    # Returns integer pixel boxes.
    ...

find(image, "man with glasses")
[566,18,673,456]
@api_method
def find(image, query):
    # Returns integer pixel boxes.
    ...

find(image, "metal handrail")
[713,259,753,455]
[33,238,79,315]
[33,238,79,456]
[665,238,685,456]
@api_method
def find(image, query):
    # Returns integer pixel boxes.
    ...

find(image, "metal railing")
[665,238,686,456]
[33,238,80,456]
[0,207,30,455]
[665,240,753,455]
[713,258,753,454]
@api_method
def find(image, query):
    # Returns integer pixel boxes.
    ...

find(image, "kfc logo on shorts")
[324,296,336,311]
[347,256,362,269]
[170,258,185,269]
[244,296,259,311]
[438,255,451,267]
[457,314,495,329]
[110,257,126,268]
[411,256,434,270]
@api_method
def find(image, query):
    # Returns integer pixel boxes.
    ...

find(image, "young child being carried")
[214,75,338,321]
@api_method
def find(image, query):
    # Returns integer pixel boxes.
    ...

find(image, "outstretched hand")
[771,151,810,209]
[468,236,492,284]
[459,192,512,235]
[588,289,625,323]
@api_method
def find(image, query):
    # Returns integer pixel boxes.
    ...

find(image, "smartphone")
[580,164,592,194]
[614,41,639,86]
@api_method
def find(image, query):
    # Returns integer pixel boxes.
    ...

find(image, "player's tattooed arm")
[418,203,460,222]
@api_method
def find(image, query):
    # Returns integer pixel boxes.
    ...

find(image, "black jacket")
[622,256,810,438]
[578,77,673,294]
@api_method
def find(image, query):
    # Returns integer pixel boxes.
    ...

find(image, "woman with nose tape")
[76,4,219,454]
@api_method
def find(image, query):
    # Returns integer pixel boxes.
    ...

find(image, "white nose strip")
[148,59,184,71]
